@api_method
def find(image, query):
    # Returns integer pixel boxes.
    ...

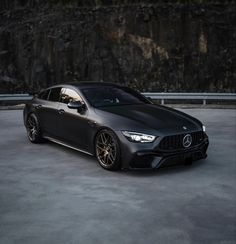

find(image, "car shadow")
[121,159,207,177]
[44,140,207,176]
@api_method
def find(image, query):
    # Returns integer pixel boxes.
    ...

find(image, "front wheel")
[95,129,121,171]
[26,113,43,143]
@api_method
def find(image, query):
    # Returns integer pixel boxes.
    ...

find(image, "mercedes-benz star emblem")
[183,134,192,148]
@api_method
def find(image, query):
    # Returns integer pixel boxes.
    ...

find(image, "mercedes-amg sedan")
[23,82,209,170]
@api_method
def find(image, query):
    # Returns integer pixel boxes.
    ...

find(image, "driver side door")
[56,87,90,151]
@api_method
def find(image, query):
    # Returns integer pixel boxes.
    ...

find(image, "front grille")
[159,131,204,151]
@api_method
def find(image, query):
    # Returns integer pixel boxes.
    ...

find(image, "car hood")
[95,104,202,134]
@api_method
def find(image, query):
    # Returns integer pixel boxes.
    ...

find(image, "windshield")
[81,86,150,108]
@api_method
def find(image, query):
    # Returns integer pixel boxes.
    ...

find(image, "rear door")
[37,87,61,137]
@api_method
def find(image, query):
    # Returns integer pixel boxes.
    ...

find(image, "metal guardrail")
[0,94,33,101]
[142,92,236,105]
[0,93,236,105]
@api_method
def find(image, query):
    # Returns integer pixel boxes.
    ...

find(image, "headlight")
[202,125,206,132]
[122,131,156,143]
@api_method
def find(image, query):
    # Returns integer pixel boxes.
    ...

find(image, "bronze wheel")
[95,129,120,170]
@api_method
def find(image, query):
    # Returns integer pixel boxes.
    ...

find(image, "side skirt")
[43,136,94,156]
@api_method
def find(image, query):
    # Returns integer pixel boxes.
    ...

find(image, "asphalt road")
[0,109,236,244]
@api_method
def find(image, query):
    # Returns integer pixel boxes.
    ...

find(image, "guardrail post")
[161,99,164,105]
[203,99,206,106]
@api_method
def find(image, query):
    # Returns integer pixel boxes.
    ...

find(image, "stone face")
[0,1,235,93]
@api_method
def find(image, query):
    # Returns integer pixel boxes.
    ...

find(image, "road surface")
[0,109,235,244]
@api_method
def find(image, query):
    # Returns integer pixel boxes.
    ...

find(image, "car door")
[56,87,90,151]
[36,87,61,137]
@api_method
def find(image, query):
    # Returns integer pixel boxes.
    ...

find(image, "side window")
[60,88,83,104]
[38,89,50,100]
[48,87,61,102]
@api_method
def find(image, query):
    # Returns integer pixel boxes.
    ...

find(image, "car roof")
[48,81,122,90]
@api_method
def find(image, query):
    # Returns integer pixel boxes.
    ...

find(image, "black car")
[23,82,209,170]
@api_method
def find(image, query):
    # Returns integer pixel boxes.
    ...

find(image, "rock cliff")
[0,1,235,93]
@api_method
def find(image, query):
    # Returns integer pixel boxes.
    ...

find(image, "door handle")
[35,105,42,109]
[58,109,65,114]
[88,120,97,127]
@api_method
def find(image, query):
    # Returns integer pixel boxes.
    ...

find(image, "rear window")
[48,87,61,102]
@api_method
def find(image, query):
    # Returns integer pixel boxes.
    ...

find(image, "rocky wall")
[0,1,235,93]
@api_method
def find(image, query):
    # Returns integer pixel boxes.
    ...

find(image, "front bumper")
[132,140,208,169]
[117,131,209,170]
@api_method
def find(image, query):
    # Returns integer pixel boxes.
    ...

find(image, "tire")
[95,129,121,171]
[26,113,43,143]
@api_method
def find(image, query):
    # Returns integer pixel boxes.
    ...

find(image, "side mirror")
[67,101,85,112]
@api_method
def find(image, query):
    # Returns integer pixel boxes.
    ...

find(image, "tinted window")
[60,88,83,104]
[48,87,61,102]
[38,89,50,100]
[81,86,149,108]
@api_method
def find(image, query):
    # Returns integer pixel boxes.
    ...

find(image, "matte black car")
[23,82,209,170]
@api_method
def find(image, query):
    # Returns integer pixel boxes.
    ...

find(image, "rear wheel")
[95,129,121,170]
[26,113,43,143]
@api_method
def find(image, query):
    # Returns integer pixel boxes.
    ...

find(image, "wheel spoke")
[109,153,115,161]
[108,154,113,163]
[105,154,109,164]
[109,142,115,147]
[27,116,38,141]
[28,119,33,127]
[96,145,105,151]
[32,128,37,136]
[97,141,105,146]
[98,150,105,157]
[100,133,106,144]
